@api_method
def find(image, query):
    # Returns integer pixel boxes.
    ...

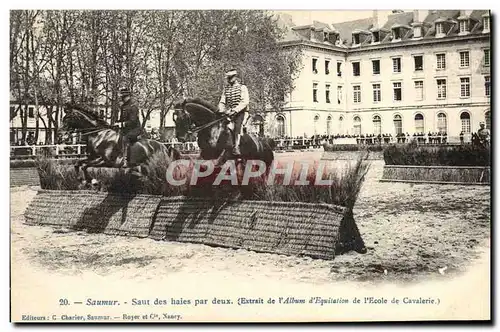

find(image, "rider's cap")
[225,69,238,78]
[120,87,131,96]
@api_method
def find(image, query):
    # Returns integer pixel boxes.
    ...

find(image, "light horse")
[172,98,275,174]
[61,104,180,185]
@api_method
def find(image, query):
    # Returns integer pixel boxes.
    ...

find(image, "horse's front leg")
[81,157,105,185]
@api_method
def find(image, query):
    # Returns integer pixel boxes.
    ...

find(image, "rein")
[186,111,240,135]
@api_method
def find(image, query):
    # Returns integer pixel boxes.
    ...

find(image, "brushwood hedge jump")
[24,190,366,260]
[381,144,490,185]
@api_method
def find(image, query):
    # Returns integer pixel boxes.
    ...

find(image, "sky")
[276,10,397,26]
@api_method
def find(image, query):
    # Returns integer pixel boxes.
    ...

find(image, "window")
[339,116,344,133]
[337,61,342,76]
[414,55,423,71]
[337,86,343,104]
[485,111,491,130]
[276,115,285,136]
[353,85,361,103]
[393,28,401,40]
[312,58,318,73]
[483,17,490,31]
[413,26,422,38]
[353,116,361,135]
[459,51,470,68]
[484,49,490,67]
[372,31,380,43]
[393,82,402,101]
[393,114,403,135]
[352,33,360,45]
[485,76,490,96]
[372,84,381,103]
[325,60,330,75]
[314,115,320,135]
[437,79,447,99]
[392,57,401,73]
[373,115,381,135]
[436,53,446,69]
[313,83,318,102]
[460,77,470,98]
[459,20,469,33]
[436,23,444,35]
[326,116,332,135]
[414,113,424,133]
[99,109,105,118]
[28,107,34,118]
[323,32,329,41]
[414,81,424,101]
[372,60,380,75]
[325,84,331,103]
[352,62,360,76]
[437,113,447,133]
[460,112,471,133]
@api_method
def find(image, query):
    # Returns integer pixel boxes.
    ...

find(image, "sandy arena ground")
[9,151,491,321]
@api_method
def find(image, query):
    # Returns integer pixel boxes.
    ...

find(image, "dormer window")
[393,28,401,40]
[459,20,469,34]
[352,33,360,45]
[372,31,380,43]
[323,31,329,41]
[413,26,422,38]
[436,23,444,37]
[483,16,490,32]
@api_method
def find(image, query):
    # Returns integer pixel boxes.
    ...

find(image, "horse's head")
[63,103,109,131]
[172,100,193,143]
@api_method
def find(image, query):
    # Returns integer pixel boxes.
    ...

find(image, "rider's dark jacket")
[119,98,142,141]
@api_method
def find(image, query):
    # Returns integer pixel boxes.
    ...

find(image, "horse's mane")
[182,97,222,126]
[66,103,110,127]
[184,97,219,113]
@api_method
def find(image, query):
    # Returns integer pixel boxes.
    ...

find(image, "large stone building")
[263,10,491,141]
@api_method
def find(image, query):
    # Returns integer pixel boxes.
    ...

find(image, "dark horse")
[173,98,275,170]
[61,104,180,184]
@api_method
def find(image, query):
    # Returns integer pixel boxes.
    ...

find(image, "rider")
[477,121,490,145]
[117,87,141,167]
[218,69,249,156]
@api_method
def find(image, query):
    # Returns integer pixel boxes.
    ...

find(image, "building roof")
[278,10,490,48]
[332,17,374,45]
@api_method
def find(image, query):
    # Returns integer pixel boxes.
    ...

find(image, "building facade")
[263,10,491,141]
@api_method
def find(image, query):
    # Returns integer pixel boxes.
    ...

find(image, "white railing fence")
[10,142,200,159]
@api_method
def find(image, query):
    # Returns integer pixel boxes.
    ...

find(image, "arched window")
[373,115,381,135]
[339,116,344,134]
[460,111,471,133]
[314,114,320,135]
[276,115,285,137]
[353,116,361,135]
[252,115,264,136]
[437,112,447,133]
[393,114,402,135]
[485,110,491,130]
[326,116,332,135]
[414,113,424,133]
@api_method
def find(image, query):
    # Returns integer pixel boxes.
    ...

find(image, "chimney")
[373,10,380,29]
[414,10,429,23]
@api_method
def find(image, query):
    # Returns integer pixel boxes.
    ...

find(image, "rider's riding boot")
[232,134,242,156]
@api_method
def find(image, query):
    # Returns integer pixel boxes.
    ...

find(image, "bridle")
[172,107,232,135]
[63,108,115,137]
